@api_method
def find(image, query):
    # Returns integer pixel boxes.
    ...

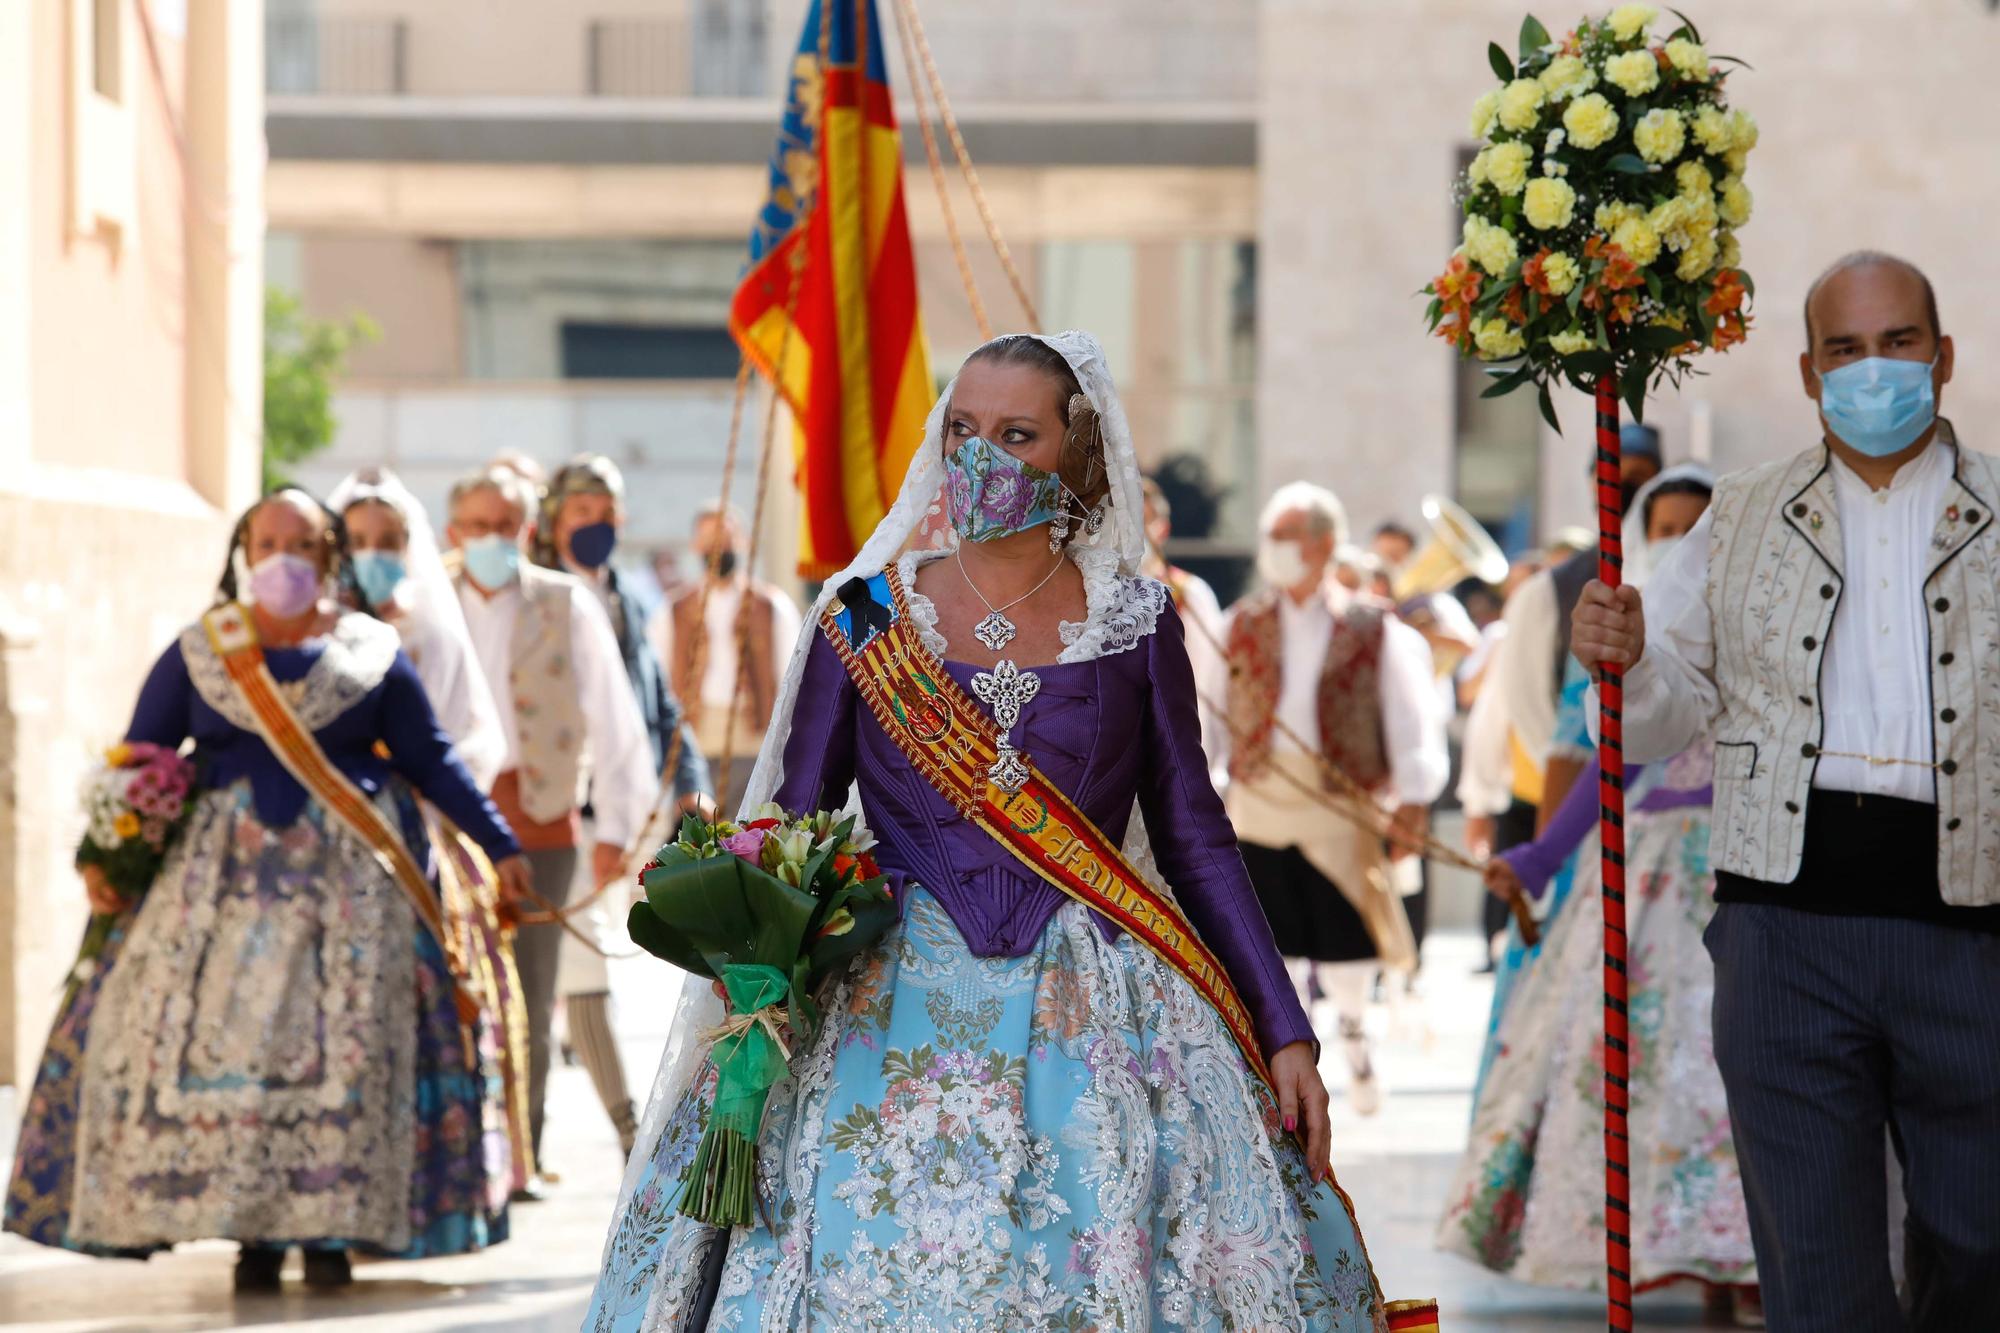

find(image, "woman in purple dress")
[6,490,531,1290]
[588,333,1397,1332]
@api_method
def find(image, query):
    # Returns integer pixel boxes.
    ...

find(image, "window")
[69,0,135,241]
[91,0,123,100]
[559,324,741,380]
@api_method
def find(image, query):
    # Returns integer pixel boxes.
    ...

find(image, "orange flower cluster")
[1707,267,1751,350]
[1521,249,1559,298]
[1430,253,1484,350]
[1581,236,1644,324]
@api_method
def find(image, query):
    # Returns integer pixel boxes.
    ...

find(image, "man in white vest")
[1573,252,2000,1331]
[446,466,659,1181]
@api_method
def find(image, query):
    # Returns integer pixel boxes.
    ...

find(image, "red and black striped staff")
[1593,373,1633,1331]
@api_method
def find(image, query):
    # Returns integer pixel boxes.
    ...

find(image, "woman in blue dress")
[6,490,532,1290]
[588,333,1405,1332]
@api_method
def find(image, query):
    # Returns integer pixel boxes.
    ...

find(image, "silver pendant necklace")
[956,548,1067,652]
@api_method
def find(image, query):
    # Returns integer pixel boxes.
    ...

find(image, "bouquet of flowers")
[68,741,198,1003]
[1424,5,1756,425]
[628,803,898,1227]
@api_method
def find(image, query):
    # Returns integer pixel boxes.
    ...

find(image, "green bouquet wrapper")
[628,809,897,1229]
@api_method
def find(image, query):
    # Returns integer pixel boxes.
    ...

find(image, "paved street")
[0,931,1713,1331]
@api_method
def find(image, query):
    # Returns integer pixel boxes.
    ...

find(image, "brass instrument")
[1391,494,1508,675]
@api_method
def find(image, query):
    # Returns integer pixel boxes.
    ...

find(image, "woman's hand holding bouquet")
[627,803,897,1228]
[69,742,198,1002]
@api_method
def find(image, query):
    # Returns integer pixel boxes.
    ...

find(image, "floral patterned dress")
[7,614,521,1257]
[1437,740,1756,1291]
[588,549,1388,1332]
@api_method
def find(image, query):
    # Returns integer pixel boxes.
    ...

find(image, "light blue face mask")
[462,533,522,590]
[350,550,406,607]
[1815,355,1938,458]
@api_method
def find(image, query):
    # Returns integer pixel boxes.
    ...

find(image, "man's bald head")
[1803,251,1940,350]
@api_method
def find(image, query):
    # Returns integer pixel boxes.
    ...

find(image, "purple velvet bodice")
[773,596,1314,1059]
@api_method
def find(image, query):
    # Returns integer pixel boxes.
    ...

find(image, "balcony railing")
[267,15,407,95]
[586,18,692,98]
[589,4,766,99]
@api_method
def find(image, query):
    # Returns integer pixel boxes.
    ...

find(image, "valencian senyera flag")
[729,0,932,580]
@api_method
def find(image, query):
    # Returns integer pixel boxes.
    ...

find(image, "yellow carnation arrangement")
[1424,8,1758,422]
[1499,78,1546,131]
[1632,108,1685,164]
[1562,93,1621,150]
[1525,177,1579,230]
[1484,140,1534,196]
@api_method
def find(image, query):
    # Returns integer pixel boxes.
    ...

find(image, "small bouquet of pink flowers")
[67,741,198,1003]
[629,803,897,1227]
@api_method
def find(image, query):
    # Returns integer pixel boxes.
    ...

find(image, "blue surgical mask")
[1816,355,1939,458]
[943,436,1069,543]
[350,550,406,607]
[567,521,618,570]
[462,534,522,590]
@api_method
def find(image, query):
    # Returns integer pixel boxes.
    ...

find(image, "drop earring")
[1048,503,1072,553]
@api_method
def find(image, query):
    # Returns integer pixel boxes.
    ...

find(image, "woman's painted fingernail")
[1284,1116,1296,1132]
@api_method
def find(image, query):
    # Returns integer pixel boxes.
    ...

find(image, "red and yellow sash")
[821,569,1273,1089]
[202,604,481,1029]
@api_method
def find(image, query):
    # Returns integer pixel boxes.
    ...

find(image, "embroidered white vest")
[1704,440,2000,906]
[509,564,586,824]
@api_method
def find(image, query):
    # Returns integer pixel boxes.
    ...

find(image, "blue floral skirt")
[588,888,1383,1332]
[18,783,510,1256]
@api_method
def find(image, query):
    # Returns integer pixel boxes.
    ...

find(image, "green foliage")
[262,287,377,491]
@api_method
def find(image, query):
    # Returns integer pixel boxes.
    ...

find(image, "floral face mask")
[942,436,1070,543]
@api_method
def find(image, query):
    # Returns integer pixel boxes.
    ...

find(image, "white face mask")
[1257,537,1311,590]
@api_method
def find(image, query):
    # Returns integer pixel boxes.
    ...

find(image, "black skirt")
[1240,840,1377,963]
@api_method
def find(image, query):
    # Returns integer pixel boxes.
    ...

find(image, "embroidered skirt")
[54,782,510,1256]
[3,919,149,1255]
[1436,805,1756,1290]
[587,888,1384,1332]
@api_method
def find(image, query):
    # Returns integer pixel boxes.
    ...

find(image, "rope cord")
[888,0,1041,330]
[888,0,992,340]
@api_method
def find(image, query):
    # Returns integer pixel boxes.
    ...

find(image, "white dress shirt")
[456,577,659,849]
[1243,586,1449,807]
[1622,438,1953,801]
[1455,573,1560,816]
[646,580,806,713]
[395,604,508,793]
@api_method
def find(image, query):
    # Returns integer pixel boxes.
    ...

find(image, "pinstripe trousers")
[1706,902,2000,1331]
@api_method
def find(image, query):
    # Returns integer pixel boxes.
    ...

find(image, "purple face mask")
[248,553,323,617]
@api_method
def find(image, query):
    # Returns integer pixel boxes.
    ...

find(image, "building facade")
[264,0,1262,596]
[0,0,264,1089]
[270,0,2000,574]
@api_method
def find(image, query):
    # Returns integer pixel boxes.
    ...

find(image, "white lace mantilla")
[895,544,1168,666]
[180,610,402,732]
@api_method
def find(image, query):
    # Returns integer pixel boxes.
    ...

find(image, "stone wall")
[0,493,231,1087]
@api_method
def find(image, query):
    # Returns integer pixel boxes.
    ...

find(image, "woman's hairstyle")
[1641,476,1714,534]
[335,467,412,540]
[216,486,373,614]
[962,335,1112,533]
[531,453,625,569]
